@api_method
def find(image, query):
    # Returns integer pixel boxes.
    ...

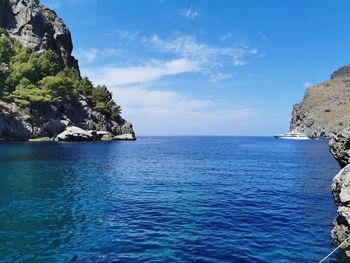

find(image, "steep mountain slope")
[290,65,350,138]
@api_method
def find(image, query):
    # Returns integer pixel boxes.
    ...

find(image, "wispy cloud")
[303,81,313,89]
[83,58,200,86]
[178,8,199,20]
[74,48,123,64]
[111,86,260,135]
[220,33,233,42]
[146,34,258,79]
[107,30,261,81]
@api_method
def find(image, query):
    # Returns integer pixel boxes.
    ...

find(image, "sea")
[0,136,347,262]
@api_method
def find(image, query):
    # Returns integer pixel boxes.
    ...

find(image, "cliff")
[0,0,78,70]
[290,65,350,138]
[0,0,135,141]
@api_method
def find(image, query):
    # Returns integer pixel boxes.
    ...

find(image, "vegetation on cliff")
[0,33,121,119]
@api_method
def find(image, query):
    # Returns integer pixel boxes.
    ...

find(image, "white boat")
[273,130,310,140]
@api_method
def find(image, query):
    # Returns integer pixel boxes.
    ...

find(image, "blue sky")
[42,0,350,135]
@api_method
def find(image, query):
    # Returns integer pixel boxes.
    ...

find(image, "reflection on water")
[0,137,346,262]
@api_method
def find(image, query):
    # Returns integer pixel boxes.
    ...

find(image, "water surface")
[0,137,346,262]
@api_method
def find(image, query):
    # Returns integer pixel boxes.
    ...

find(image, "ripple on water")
[0,137,344,262]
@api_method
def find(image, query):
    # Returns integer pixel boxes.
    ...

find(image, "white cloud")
[86,48,97,63]
[74,48,123,64]
[112,87,260,135]
[303,81,313,89]
[147,34,258,79]
[83,58,200,86]
[220,33,233,42]
[178,8,199,20]
[233,59,247,66]
[107,31,260,81]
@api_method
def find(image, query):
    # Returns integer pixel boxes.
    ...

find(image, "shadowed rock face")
[290,65,350,138]
[0,0,79,71]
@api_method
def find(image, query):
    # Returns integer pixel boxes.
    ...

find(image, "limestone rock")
[329,128,350,168]
[29,137,51,142]
[0,0,79,70]
[114,133,136,141]
[55,126,97,142]
[331,165,350,256]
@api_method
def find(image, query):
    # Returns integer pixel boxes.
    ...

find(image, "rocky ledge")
[330,128,350,256]
[0,99,136,142]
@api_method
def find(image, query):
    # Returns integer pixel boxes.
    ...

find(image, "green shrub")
[0,35,122,117]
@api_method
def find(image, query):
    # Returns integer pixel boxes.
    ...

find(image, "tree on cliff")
[0,33,122,119]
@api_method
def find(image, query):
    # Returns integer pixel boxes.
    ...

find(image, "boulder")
[29,137,51,142]
[43,119,69,136]
[96,131,114,141]
[113,133,136,141]
[55,126,97,141]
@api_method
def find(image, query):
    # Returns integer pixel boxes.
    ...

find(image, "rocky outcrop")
[114,133,136,141]
[330,129,350,168]
[0,98,136,141]
[291,64,350,138]
[330,129,350,256]
[55,126,97,141]
[0,0,78,70]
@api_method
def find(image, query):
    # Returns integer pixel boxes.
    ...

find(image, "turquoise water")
[0,137,347,262]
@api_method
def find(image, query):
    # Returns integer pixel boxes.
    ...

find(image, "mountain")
[290,64,350,138]
[0,0,135,141]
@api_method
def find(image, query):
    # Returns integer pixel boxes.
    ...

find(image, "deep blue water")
[0,137,347,262]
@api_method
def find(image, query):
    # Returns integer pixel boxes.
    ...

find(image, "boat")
[273,130,310,140]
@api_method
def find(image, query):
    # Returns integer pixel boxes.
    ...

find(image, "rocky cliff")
[0,0,135,141]
[0,0,78,70]
[290,65,350,138]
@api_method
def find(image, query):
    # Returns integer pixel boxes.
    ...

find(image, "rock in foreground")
[332,164,350,256]
[330,128,350,168]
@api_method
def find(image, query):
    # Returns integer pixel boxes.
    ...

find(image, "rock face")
[330,128,350,168]
[0,0,136,141]
[0,0,78,70]
[291,64,350,138]
[0,98,136,141]
[330,129,350,256]
[331,164,350,256]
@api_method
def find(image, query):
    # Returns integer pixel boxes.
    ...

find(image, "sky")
[41,0,350,136]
